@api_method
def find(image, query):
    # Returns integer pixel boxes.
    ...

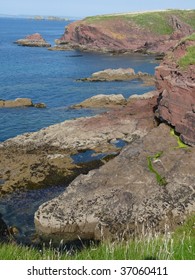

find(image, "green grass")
[1,215,195,259]
[147,151,167,186]
[84,10,195,35]
[170,128,189,148]
[178,46,195,68]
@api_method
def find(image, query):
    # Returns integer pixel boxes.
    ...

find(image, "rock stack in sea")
[15,33,51,47]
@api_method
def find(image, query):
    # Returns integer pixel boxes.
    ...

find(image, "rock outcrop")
[34,124,195,243]
[77,68,155,85]
[155,35,195,145]
[72,94,127,108]
[0,98,33,108]
[0,98,46,108]
[0,95,158,196]
[54,10,195,54]
[15,33,51,47]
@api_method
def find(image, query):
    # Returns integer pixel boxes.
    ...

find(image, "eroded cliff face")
[55,11,194,54]
[155,36,195,145]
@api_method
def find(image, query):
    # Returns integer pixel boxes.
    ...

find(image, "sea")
[0,17,159,243]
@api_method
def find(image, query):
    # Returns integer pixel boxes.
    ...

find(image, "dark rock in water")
[34,103,47,108]
[15,33,51,47]
[0,213,10,242]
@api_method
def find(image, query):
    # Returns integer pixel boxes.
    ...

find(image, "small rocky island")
[15,33,51,47]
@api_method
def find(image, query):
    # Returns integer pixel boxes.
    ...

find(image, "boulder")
[0,98,33,108]
[15,33,51,47]
[72,94,127,108]
[34,124,195,243]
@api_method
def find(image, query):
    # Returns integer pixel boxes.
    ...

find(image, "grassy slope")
[84,10,195,35]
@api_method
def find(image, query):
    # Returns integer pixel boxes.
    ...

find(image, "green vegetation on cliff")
[85,10,195,35]
[179,46,195,67]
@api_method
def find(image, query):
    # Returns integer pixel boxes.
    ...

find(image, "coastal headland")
[0,10,195,245]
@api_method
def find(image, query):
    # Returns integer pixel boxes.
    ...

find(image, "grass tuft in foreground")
[0,215,195,260]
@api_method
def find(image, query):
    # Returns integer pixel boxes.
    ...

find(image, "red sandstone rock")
[15,33,51,47]
[155,38,195,145]
[54,12,194,54]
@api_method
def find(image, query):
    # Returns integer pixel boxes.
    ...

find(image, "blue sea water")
[0,17,158,142]
[0,18,159,241]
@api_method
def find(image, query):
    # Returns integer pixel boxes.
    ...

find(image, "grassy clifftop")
[84,10,195,35]
[57,9,195,54]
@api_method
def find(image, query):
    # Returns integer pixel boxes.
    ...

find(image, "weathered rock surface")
[155,36,195,145]
[15,33,51,47]
[0,98,33,108]
[0,95,158,196]
[54,11,195,54]
[0,98,46,108]
[34,124,195,243]
[77,68,155,85]
[128,90,158,102]
[72,94,127,108]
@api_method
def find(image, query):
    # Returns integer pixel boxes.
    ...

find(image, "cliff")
[55,10,195,54]
[155,33,195,145]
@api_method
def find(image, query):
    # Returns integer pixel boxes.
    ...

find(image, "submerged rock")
[0,213,10,242]
[34,124,195,243]
[15,33,51,47]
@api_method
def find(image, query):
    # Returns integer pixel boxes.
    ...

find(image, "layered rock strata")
[54,11,194,54]
[15,33,51,47]
[34,124,195,243]
[155,36,195,145]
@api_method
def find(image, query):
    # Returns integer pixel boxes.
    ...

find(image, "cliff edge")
[55,10,195,54]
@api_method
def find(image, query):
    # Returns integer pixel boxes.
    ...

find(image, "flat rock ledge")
[0,95,158,196]
[77,68,155,85]
[35,124,195,244]
[72,94,127,108]
[15,33,51,47]
[0,98,46,108]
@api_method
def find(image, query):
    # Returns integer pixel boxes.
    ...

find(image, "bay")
[0,17,158,142]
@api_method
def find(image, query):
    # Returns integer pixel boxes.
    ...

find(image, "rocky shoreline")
[0,12,195,245]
